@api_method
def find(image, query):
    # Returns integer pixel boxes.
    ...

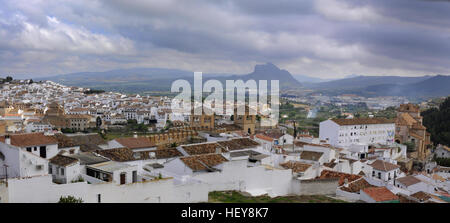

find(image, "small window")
[49,165,53,174]
[97,194,101,203]
[26,147,32,152]
[60,168,64,176]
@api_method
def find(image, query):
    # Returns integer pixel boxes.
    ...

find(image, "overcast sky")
[1,0,449,78]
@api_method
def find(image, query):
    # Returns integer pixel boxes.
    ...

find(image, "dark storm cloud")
[0,0,449,77]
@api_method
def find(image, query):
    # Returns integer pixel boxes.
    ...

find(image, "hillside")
[306,75,432,90]
[422,96,450,147]
[36,63,302,93]
[363,75,450,97]
[36,68,193,93]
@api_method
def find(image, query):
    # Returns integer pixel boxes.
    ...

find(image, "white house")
[319,118,395,147]
[254,132,294,152]
[25,121,53,133]
[0,141,49,178]
[435,144,450,159]
[367,159,402,183]
[0,133,59,159]
[163,153,229,176]
[394,175,432,194]
[49,154,81,184]
[85,161,138,185]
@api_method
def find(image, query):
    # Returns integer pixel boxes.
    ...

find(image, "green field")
[208,191,348,203]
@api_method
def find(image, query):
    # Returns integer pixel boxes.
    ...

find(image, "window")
[49,165,53,174]
[26,147,32,152]
[60,168,64,176]
[97,194,101,203]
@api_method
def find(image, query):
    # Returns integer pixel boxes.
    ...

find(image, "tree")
[58,196,83,203]
[422,96,450,146]
[96,117,102,128]
[5,76,12,82]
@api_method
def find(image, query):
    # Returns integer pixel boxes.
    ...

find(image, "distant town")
[0,77,449,203]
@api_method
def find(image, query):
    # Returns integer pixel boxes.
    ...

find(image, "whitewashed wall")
[192,160,292,197]
[0,175,208,203]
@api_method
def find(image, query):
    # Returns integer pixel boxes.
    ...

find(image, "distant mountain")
[36,63,302,93]
[35,68,193,92]
[364,75,450,97]
[209,63,301,89]
[292,74,328,83]
[307,75,432,90]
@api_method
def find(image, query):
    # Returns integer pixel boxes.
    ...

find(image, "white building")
[49,155,81,184]
[0,141,49,178]
[319,118,395,147]
[0,133,59,159]
[435,145,450,159]
[366,159,402,184]
[25,121,53,133]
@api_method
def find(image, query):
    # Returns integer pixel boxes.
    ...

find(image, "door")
[132,171,137,183]
[39,146,46,158]
[120,173,126,185]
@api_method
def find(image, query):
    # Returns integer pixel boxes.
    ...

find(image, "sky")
[0,0,449,79]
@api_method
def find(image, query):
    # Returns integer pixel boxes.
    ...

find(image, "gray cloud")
[0,0,449,78]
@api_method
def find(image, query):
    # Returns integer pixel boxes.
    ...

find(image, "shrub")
[58,196,83,203]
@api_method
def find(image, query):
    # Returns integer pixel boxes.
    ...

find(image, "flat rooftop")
[87,161,133,173]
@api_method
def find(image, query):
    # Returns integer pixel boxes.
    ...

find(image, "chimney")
[5,135,11,145]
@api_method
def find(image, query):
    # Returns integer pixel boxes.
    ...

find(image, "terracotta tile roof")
[294,141,337,149]
[397,113,417,126]
[49,154,79,167]
[398,103,419,113]
[96,148,135,162]
[154,148,183,159]
[318,170,362,186]
[115,137,156,149]
[182,142,222,155]
[217,138,259,151]
[369,160,400,172]
[300,151,323,161]
[216,123,242,131]
[410,191,432,202]
[68,134,106,146]
[396,176,421,187]
[362,187,398,202]
[323,159,337,168]
[331,118,395,126]
[0,132,58,147]
[341,178,372,193]
[280,161,312,173]
[255,134,274,142]
[180,154,228,171]
[264,131,284,139]
[53,133,77,148]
